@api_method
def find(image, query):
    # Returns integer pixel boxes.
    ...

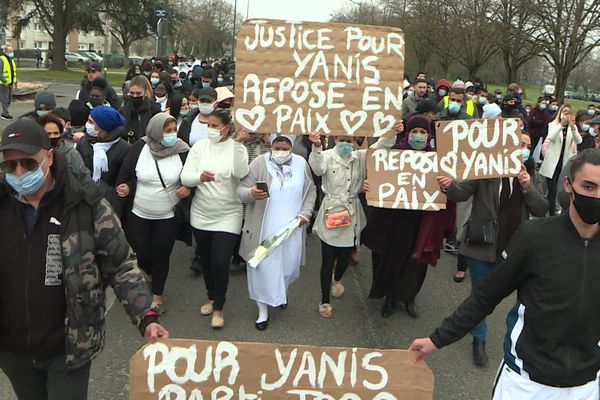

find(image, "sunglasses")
[0,158,43,174]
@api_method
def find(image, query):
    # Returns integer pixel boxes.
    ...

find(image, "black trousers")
[126,212,177,296]
[193,228,239,310]
[371,252,428,303]
[320,240,354,304]
[0,350,91,400]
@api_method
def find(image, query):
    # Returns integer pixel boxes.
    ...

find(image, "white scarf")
[91,138,120,182]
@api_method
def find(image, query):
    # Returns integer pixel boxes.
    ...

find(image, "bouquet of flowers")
[248,219,301,268]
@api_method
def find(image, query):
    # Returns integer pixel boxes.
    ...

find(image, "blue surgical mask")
[521,148,530,162]
[150,77,160,85]
[588,109,596,116]
[85,122,98,137]
[7,52,14,59]
[180,109,190,117]
[408,132,428,150]
[478,96,487,105]
[201,82,211,88]
[549,104,558,112]
[448,101,461,114]
[539,103,547,110]
[335,142,353,155]
[161,132,178,147]
[36,110,50,117]
[217,77,224,83]
[582,124,590,132]
[5,159,48,196]
[438,88,447,97]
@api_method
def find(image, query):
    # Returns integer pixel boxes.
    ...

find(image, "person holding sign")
[430,132,547,366]
[238,135,317,330]
[540,105,582,215]
[308,130,395,318]
[411,149,600,399]
[363,115,449,319]
[181,109,250,329]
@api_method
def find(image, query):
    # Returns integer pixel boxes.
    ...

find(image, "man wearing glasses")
[0,119,168,400]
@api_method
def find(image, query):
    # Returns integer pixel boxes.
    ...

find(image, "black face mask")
[129,96,144,107]
[571,183,600,224]
[50,137,61,148]
[89,98,104,107]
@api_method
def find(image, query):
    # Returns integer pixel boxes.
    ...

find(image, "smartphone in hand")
[256,181,269,196]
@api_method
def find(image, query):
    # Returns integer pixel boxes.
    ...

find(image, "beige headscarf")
[141,112,189,159]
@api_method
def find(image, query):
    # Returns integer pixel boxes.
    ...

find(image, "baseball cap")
[0,118,51,154]
[87,63,102,72]
[197,87,217,101]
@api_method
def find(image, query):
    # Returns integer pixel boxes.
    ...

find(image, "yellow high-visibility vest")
[443,95,475,116]
[1,55,17,85]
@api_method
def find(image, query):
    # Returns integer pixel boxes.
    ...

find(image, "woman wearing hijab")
[363,115,454,319]
[76,105,130,214]
[115,113,191,315]
[308,130,395,318]
[181,109,249,329]
[238,135,316,330]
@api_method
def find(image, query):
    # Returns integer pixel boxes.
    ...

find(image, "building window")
[78,44,87,50]
[34,41,43,49]
[89,43,94,50]
[34,22,43,31]
[20,41,25,48]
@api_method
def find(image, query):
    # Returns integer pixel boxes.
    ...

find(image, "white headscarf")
[269,134,296,146]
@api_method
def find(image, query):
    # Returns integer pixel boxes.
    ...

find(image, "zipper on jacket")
[577,240,589,320]
[25,242,33,353]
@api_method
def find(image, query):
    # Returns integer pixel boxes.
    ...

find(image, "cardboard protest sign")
[129,339,434,400]
[366,149,446,210]
[435,118,523,181]
[234,19,404,136]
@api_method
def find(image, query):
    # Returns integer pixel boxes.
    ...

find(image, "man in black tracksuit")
[410,148,600,398]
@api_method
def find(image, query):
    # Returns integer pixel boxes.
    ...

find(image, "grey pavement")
[0,83,514,399]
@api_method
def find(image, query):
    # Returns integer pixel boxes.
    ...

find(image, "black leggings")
[320,240,354,304]
[193,229,239,310]
[126,213,177,296]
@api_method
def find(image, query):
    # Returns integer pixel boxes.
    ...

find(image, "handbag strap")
[154,159,167,189]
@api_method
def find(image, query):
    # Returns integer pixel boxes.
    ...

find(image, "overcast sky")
[226,0,351,22]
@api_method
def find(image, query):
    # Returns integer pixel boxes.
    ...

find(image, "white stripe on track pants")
[492,363,599,400]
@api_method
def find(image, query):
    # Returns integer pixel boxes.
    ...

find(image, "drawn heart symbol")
[340,111,368,136]
[235,106,266,132]
[373,112,396,137]
[438,152,458,179]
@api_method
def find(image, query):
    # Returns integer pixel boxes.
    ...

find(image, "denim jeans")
[466,256,496,341]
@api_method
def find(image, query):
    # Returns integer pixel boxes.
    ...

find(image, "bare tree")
[488,0,542,84]
[101,0,159,62]
[533,0,600,103]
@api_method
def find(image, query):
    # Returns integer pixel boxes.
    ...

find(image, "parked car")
[103,54,144,68]
[65,52,90,63]
[81,51,103,62]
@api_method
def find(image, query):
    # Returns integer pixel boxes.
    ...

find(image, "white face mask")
[272,150,292,164]
[85,122,98,137]
[207,127,223,143]
[198,103,214,115]
[155,95,168,103]
[189,103,199,110]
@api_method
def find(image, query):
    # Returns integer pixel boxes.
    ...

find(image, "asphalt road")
[0,82,515,399]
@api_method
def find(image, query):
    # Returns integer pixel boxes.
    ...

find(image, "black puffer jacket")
[121,98,161,143]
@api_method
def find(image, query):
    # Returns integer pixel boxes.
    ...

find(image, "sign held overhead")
[234,19,405,137]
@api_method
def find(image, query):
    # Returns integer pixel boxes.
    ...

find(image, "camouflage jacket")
[0,153,154,369]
